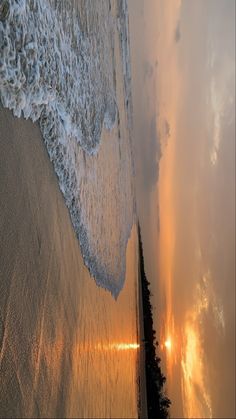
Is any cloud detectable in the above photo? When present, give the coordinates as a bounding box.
[156,0,235,416]
[141,115,161,188]
[174,20,181,42]
[181,268,226,418]
[181,319,212,419]
[197,270,225,334]
[163,119,170,138]
[143,60,154,81]
[158,117,171,148]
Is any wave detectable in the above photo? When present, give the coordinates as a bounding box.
[0,0,134,298]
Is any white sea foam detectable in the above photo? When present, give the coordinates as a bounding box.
[0,0,134,297]
[0,0,116,151]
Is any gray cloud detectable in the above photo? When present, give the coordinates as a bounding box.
[139,115,161,189]
[164,119,170,137]
[174,20,181,42]
[143,60,154,81]
[163,118,171,146]
[157,118,171,149]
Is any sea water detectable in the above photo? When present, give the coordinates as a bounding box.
[0,0,135,297]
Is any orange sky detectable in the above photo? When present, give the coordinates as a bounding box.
[156,1,235,417]
[129,0,235,416]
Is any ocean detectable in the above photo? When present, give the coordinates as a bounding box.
[0,0,140,417]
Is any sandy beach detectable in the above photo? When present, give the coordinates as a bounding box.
[0,107,88,417]
[0,108,139,418]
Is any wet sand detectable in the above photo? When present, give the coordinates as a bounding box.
[0,108,139,418]
[0,107,88,417]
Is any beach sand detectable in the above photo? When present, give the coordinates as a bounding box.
[0,107,88,417]
[0,108,140,418]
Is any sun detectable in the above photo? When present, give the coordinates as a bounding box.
[164,338,172,351]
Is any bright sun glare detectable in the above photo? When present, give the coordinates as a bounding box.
[164,338,172,350]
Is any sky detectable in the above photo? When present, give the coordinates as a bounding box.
[128,1,235,417]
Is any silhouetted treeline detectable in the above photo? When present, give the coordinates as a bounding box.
[138,224,171,419]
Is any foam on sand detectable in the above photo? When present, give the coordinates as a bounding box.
[0,0,134,297]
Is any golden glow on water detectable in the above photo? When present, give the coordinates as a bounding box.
[111,343,140,351]
[95,342,140,351]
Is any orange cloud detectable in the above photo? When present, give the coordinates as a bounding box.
[181,320,212,418]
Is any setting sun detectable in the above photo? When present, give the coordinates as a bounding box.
[164,338,172,351]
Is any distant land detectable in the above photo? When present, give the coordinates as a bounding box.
[138,224,171,419]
